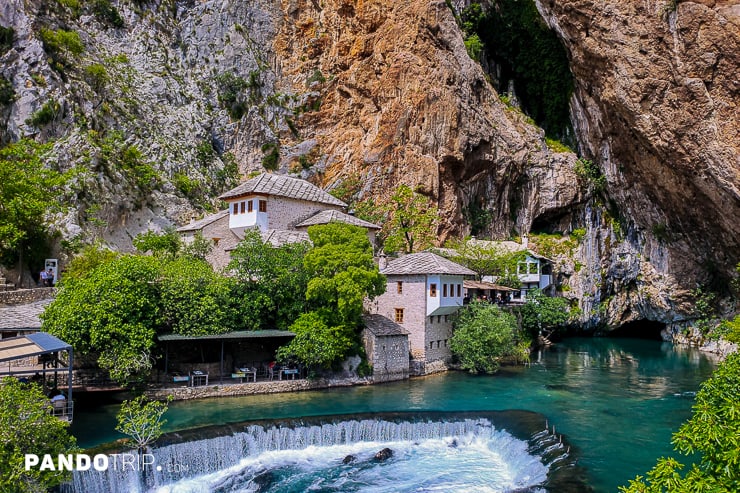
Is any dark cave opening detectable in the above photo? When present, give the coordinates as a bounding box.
[607,319,666,340]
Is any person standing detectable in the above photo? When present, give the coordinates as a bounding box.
[46,269,54,286]
[39,269,49,287]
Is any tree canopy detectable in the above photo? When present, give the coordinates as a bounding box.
[440,238,525,286]
[0,139,73,281]
[450,301,530,373]
[116,396,170,453]
[516,289,570,339]
[228,229,311,331]
[381,184,439,254]
[620,351,740,492]
[277,223,385,369]
[0,379,78,493]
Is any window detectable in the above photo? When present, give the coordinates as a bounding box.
[397,281,403,294]
[429,283,437,297]
[394,308,404,323]
[429,341,434,349]
[529,262,539,274]
[437,315,441,323]
[232,203,238,214]
[429,316,434,324]
[457,284,461,297]
[240,201,245,214]
[443,284,448,297]
[247,200,253,213]
[444,315,449,323]
[259,200,267,212]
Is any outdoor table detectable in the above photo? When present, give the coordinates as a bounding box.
[280,368,299,380]
[190,370,209,387]
[234,367,257,383]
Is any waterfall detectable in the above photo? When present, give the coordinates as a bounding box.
[67,417,573,493]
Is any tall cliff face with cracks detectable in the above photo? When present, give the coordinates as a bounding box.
[0,0,737,330]
[535,0,739,302]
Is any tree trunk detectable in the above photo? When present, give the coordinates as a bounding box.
[16,244,22,288]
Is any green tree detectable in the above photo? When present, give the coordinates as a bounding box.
[277,223,385,369]
[441,237,525,286]
[158,256,236,336]
[276,309,355,368]
[620,351,740,492]
[516,289,570,340]
[450,301,529,373]
[62,241,119,282]
[304,223,386,323]
[180,232,213,261]
[41,255,161,385]
[382,184,439,253]
[228,229,311,330]
[0,379,78,493]
[0,139,72,285]
[116,395,170,453]
[133,228,182,258]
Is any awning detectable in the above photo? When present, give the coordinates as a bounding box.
[0,332,71,364]
[158,330,295,342]
[464,280,517,291]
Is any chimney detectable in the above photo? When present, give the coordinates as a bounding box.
[378,251,387,270]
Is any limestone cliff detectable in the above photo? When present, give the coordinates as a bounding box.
[0,0,737,331]
[535,0,740,323]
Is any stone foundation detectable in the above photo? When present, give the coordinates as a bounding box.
[145,376,373,402]
[0,287,55,307]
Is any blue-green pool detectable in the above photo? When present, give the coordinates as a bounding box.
[72,337,717,491]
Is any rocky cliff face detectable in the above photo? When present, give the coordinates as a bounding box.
[1,0,737,329]
[535,0,740,316]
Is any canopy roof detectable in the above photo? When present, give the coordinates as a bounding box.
[158,330,295,342]
[0,332,71,364]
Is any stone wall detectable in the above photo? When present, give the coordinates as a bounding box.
[268,198,343,231]
[144,376,373,402]
[370,274,428,359]
[0,288,55,307]
[363,330,409,382]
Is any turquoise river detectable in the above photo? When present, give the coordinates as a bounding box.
[70,337,718,492]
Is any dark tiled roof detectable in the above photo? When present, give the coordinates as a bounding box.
[218,173,347,207]
[381,252,476,276]
[0,300,50,330]
[295,210,381,230]
[176,209,229,232]
[363,314,409,336]
[261,229,311,247]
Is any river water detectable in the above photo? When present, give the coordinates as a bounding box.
[71,338,717,492]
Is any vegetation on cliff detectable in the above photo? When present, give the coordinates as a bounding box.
[459,0,574,140]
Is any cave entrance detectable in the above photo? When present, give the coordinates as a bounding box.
[607,320,666,340]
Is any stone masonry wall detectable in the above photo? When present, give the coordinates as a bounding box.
[369,274,428,360]
[267,198,344,231]
[0,288,55,307]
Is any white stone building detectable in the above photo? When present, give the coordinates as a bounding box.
[177,173,380,270]
[366,252,476,375]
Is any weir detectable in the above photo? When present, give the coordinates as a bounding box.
[66,412,587,493]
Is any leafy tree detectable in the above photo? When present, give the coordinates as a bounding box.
[0,139,72,285]
[158,256,236,336]
[620,351,740,492]
[180,232,213,261]
[276,309,355,369]
[116,395,170,453]
[382,184,439,254]
[62,241,119,282]
[516,289,569,340]
[450,301,529,373]
[0,379,78,493]
[229,229,311,330]
[304,223,386,323]
[277,223,385,369]
[133,228,182,257]
[441,237,525,286]
[42,255,161,385]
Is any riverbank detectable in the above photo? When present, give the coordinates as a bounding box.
[144,375,376,402]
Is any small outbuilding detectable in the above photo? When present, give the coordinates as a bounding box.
[362,314,410,382]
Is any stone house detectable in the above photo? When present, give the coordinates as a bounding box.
[177,173,380,269]
[361,314,410,382]
[366,252,476,375]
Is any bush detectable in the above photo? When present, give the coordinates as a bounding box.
[464,34,484,61]
[0,75,15,105]
[38,28,84,56]
[261,142,280,170]
[26,99,61,128]
[574,158,606,193]
[0,26,13,54]
[93,0,124,28]
[84,63,109,92]
[450,301,527,373]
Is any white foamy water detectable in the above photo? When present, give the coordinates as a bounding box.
[69,419,550,493]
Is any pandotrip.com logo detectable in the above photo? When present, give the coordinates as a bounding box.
[24,453,189,473]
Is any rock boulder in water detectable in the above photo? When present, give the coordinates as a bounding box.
[342,454,356,464]
[374,448,393,461]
